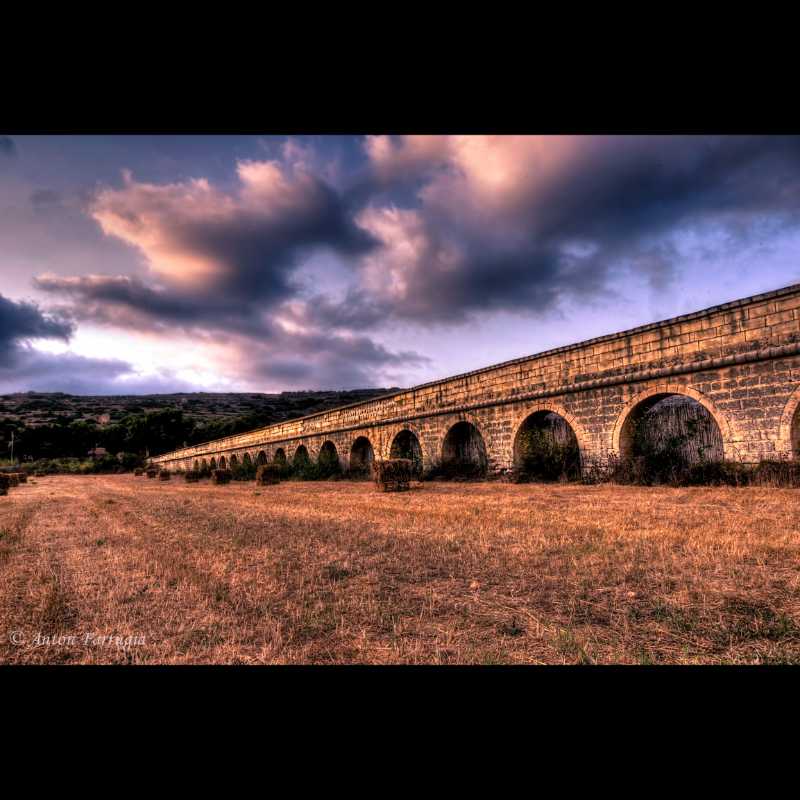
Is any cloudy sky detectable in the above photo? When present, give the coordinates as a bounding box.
[1,134,800,395]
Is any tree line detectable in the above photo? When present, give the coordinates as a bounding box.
[1,408,279,463]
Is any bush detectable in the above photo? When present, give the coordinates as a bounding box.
[515,427,581,483]
[751,459,800,487]
[146,469,158,479]
[231,460,257,482]
[606,455,800,488]
[184,470,200,483]
[0,474,9,495]
[425,460,486,481]
[212,469,232,485]
[159,470,171,481]
[372,459,413,492]
[134,468,144,477]
[256,464,281,485]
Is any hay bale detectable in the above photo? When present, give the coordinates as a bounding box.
[184,470,200,483]
[0,474,9,496]
[372,459,413,492]
[212,469,232,485]
[158,470,171,481]
[256,464,281,486]
[146,469,158,479]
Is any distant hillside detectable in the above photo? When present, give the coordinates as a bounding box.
[0,389,398,461]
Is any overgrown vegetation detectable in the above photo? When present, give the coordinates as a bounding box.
[515,426,581,483]
[0,389,395,464]
[609,454,800,488]
[14,453,146,476]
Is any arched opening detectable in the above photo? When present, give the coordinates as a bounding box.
[513,410,581,482]
[243,453,252,467]
[193,460,199,472]
[318,441,341,478]
[441,421,488,479]
[389,429,423,478]
[293,445,309,465]
[349,436,374,478]
[209,457,217,470]
[218,456,227,470]
[618,392,724,484]
[229,454,239,468]
[257,451,267,466]
[274,448,287,465]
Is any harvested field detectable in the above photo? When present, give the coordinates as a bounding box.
[0,475,799,664]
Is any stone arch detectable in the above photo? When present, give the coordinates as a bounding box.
[512,404,584,481]
[349,436,374,477]
[256,450,268,466]
[441,419,488,478]
[229,454,239,468]
[318,440,341,477]
[218,455,227,469]
[612,383,730,462]
[389,428,424,478]
[242,452,252,466]
[381,422,426,458]
[209,457,217,470]
[193,460,199,472]
[510,402,588,457]
[293,444,310,466]
[274,447,287,464]
[777,383,800,458]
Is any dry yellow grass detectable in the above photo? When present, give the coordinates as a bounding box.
[1,474,799,664]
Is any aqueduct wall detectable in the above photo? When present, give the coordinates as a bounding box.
[152,283,800,477]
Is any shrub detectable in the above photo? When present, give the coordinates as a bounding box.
[425,460,486,481]
[212,469,232,485]
[751,459,800,488]
[683,460,752,487]
[184,470,200,483]
[372,459,413,492]
[317,451,342,480]
[159,470,171,481]
[8,474,19,488]
[231,460,257,482]
[0,474,9,495]
[146,469,158,479]
[256,464,281,485]
[515,427,581,483]
[134,468,144,477]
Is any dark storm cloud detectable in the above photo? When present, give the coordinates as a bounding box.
[351,135,800,323]
[0,294,73,362]
[33,274,253,332]
[0,292,172,393]
[248,327,429,390]
[88,163,376,309]
[30,136,800,392]
[0,136,16,158]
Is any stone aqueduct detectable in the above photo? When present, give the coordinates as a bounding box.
[152,283,800,478]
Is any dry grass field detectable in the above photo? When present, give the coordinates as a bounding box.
[1,474,799,664]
